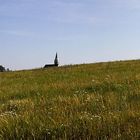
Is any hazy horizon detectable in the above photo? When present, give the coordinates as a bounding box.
[1,0,140,70]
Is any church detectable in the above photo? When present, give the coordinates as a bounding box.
[44,53,59,68]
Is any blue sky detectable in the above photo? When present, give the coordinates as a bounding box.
[0,0,140,70]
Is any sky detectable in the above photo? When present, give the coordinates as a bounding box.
[0,0,140,70]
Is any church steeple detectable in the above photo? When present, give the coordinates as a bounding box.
[54,53,59,66]
[44,53,59,68]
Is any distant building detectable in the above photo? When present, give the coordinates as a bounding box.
[44,53,59,68]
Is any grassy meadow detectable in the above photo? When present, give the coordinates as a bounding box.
[0,60,140,139]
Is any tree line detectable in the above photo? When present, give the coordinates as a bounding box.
[0,65,10,72]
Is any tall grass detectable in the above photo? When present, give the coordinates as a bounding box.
[0,60,140,139]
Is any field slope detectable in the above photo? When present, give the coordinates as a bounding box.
[0,60,140,139]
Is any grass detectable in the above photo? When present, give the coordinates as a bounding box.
[0,60,140,139]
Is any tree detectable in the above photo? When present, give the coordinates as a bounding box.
[0,65,5,72]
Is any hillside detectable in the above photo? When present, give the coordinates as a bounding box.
[0,60,140,139]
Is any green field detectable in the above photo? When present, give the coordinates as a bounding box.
[0,60,140,139]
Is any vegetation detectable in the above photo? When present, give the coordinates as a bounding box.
[0,65,10,72]
[0,60,140,139]
[0,65,5,72]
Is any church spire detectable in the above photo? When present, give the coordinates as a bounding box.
[44,53,59,68]
[54,53,58,66]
